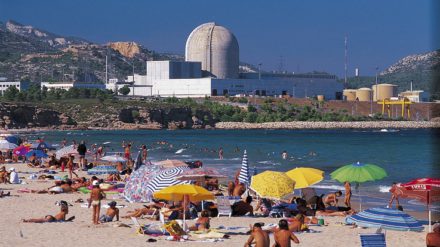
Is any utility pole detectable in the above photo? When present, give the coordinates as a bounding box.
[344,35,348,89]
[258,63,262,80]
[105,55,108,84]
[132,60,135,96]
[375,67,379,101]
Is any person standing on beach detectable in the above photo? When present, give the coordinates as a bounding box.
[273,219,300,246]
[344,181,352,208]
[67,155,78,179]
[88,180,105,224]
[244,223,270,247]
[141,145,148,162]
[77,141,87,170]
[388,182,400,208]
[218,147,224,160]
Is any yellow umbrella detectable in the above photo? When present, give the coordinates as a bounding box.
[153,184,214,201]
[250,171,295,200]
[285,167,324,189]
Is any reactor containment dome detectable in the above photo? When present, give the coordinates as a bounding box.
[185,22,239,79]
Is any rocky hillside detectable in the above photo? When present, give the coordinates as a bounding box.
[0,20,183,83]
[381,50,440,75]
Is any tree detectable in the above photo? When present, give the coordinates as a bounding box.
[3,86,19,101]
[118,85,130,96]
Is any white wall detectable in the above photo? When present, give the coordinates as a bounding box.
[0,81,21,95]
[152,78,212,97]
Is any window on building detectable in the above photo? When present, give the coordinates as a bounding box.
[223,89,228,96]
[212,89,218,96]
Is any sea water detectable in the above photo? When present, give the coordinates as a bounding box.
[31,129,439,213]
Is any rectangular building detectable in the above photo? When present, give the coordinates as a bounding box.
[0,81,30,95]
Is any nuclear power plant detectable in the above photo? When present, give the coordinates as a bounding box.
[107,22,344,99]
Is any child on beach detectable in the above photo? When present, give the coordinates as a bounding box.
[344,181,352,208]
[88,180,106,224]
[99,201,119,223]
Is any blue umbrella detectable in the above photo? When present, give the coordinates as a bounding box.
[346,207,424,232]
[31,142,55,150]
[25,150,48,158]
[238,150,250,185]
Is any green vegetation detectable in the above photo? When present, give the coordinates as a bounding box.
[118,85,131,96]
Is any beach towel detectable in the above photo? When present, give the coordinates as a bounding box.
[190,230,225,239]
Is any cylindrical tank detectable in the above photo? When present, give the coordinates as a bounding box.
[372,84,397,101]
[185,22,239,79]
[343,89,357,101]
[356,88,372,102]
[317,95,324,102]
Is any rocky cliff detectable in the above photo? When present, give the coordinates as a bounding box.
[108,42,141,58]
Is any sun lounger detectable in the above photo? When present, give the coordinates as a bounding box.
[359,233,386,247]
[216,196,232,218]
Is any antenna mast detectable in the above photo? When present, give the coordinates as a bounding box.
[344,35,348,88]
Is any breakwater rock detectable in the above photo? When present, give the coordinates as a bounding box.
[215,121,440,129]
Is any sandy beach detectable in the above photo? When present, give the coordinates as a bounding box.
[0,163,429,247]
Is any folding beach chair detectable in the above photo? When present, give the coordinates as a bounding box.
[141,208,158,220]
[216,196,232,218]
[359,233,386,247]
[131,217,146,235]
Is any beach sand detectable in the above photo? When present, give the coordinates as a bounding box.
[0,163,429,247]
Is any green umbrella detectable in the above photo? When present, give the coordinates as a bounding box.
[330,162,387,210]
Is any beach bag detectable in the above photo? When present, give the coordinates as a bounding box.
[164,220,186,237]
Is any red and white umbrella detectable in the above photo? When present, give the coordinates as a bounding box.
[396,178,440,232]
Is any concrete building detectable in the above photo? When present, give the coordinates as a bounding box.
[0,81,30,95]
[105,22,343,99]
[398,90,429,102]
[41,82,105,90]
[185,22,239,79]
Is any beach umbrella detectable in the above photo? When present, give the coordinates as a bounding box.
[155,159,188,168]
[176,167,227,181]
[285,167,324,189]
[100,155,126,163]
[238,150,250,185]
[134,151,143,171]
[397,178,440,232]
[25,150,48,158]
[55,145,78,159]
[345,207,424,232]
[123,165,163,203]
[250,171,295,200]
[31,142,55,150]
[87,165,118,175]
[0,140,18,150]
[331,162,387,210]
[5,135,20,145]
[13,145,30,156]
[146,167,191,193]
[154,184,214,231]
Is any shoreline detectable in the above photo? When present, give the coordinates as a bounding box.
[1,120,440,133]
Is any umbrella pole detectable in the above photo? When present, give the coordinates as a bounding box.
[183,195,187,232]
[358,183,362,212]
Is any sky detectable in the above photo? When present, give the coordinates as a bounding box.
[0,0,437,77]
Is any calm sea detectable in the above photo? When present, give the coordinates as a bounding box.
[30,129,439,213]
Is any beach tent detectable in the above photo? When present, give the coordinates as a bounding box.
[285,167,324,189]
[87,165,118,175]
[238,150,250,185]
[25,150,48,158]
[100,155,126,163]
[124,165,163,203]
[346,207,423,232]
[396,178,440,232]
[146,167,191,193]
[250,171,295,200]
[0,140,17,150]
[331,162,387,210]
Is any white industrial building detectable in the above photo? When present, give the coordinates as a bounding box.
[0,81,30,95]
[106,22,343,99]
[41,82,105,90]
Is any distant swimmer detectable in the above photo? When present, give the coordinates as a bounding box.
[309,151,317,156]
[282,151,288,160]
[218,147,224,160]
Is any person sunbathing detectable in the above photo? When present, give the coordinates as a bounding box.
[0,190,11,198]
[273,219,300,246]
[315,209,355,217]
[232,196,254,216]
[189,210,210,231]
[122,202,162,219]
[71,177,89,190]
[287,214,307,232]
[23,201,74,223]
[99,201,119,223]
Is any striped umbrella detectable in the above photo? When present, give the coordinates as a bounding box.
[0,140,17,150]
[87,165,118,175]
[146,167,191,193]
[345,207,424,232]
[238,150,250,185]
[123,165,163,203]
[56,145,78,159]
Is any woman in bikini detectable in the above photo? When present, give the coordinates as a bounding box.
[88,180,105,224]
